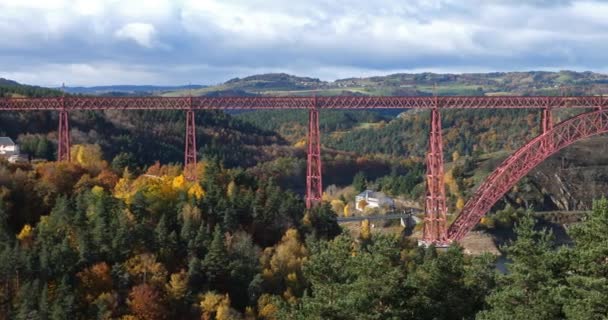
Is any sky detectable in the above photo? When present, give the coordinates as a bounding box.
[1,0,608,86]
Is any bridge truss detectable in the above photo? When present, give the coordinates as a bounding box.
[2,95,606,244]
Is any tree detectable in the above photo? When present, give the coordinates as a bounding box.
[203,226,229,291]
[278,233,405,319]
[352,172,367,192]
[35,138,52,160]
[260,229,308,300]
[125,254,168,287]
[478,213,565,320]
[226,232,261,310]
[166,270,189,301]
[303,203,341,240]
[51,277,76,320]
[558,198,608,319]
[360,219,371,242]
[127,283,167,320]
[77,262,113,304]
[0,199,10,244]
[200,292,242,320]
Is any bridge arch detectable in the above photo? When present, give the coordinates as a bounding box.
[448,108,608,241]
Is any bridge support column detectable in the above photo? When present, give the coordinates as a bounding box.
[541,108,553,134]
[306,107,322,209]
[423,108,449,245]
[541,108,554,150]
[184,109,197,181]
[57,110,70,162]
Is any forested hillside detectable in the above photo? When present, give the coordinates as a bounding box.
[1,154,607,319]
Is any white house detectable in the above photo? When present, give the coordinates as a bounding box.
[0,137,19,157]
[355,190,395,211]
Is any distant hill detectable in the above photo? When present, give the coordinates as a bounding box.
[0,78,62,98]
[163,70,608,97]
[63,84,205,95]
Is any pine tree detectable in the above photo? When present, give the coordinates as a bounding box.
[111,213,132,262]
[15,280,39,320]
[187,257,204,291]
[155,214,170,251]
[39,284,49,320]
[0,199,10,244]
[190,222,208,258]
[50,277,75,320]
[558,198,608,319]
[478,213,564,320]
[203,226,229,291]
[352,172,367,192]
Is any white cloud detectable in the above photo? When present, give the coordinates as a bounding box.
[115,22,157,48]
[0,0,608,85]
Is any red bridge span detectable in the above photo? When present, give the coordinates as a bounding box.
[2,95,607,245]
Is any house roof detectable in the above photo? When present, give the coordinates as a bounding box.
[0,137,15,146]
[356,190,389,200]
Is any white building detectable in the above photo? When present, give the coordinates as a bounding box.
[0,137,19,157]
[355,190,395,211]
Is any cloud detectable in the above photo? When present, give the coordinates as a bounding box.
[0,0,607,85]
[115,23,157,48]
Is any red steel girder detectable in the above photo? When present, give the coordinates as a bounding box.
[184,108,197,181]
[306,105,323,209]
[422,107,449,244]
[1,96,606,110]
[448,108,608,241]
[57,110,70,162]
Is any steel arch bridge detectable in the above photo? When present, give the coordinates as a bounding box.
[1,95,606,245]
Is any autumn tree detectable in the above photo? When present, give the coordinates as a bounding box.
[260,229,308,301]
[127,283,167,320]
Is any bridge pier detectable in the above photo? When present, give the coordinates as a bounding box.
[422,107,449,245]
[540,107,554,151]
[184,107,197,181]
[541,107,553,134]
[57,109,71,162]
[306,105,322,209]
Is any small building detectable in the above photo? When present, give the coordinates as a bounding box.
[355,190,395,211]
[0,137,19,157]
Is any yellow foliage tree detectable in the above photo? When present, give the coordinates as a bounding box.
[343,204,351,217]
[257,294,278,320]
[456,197,465,210]
[360,219,371,241]
[200,292,241,320]
[357,199,368,211]
[17,224,34,245]
[330,199,345,216]
[125,253,168,287]
[91,185,105,198]
[480,216,495,229]
[444,169,459,196]
[226,181,237,200]
[172,175,186,191]
[180,203,202,223]
[71,144,105,171]
[166,270,188,300]
[452,151,460,162]
[293,139,307,148]
[260,229,308,298]
[188,183,205,200]
[114,168,134,202]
